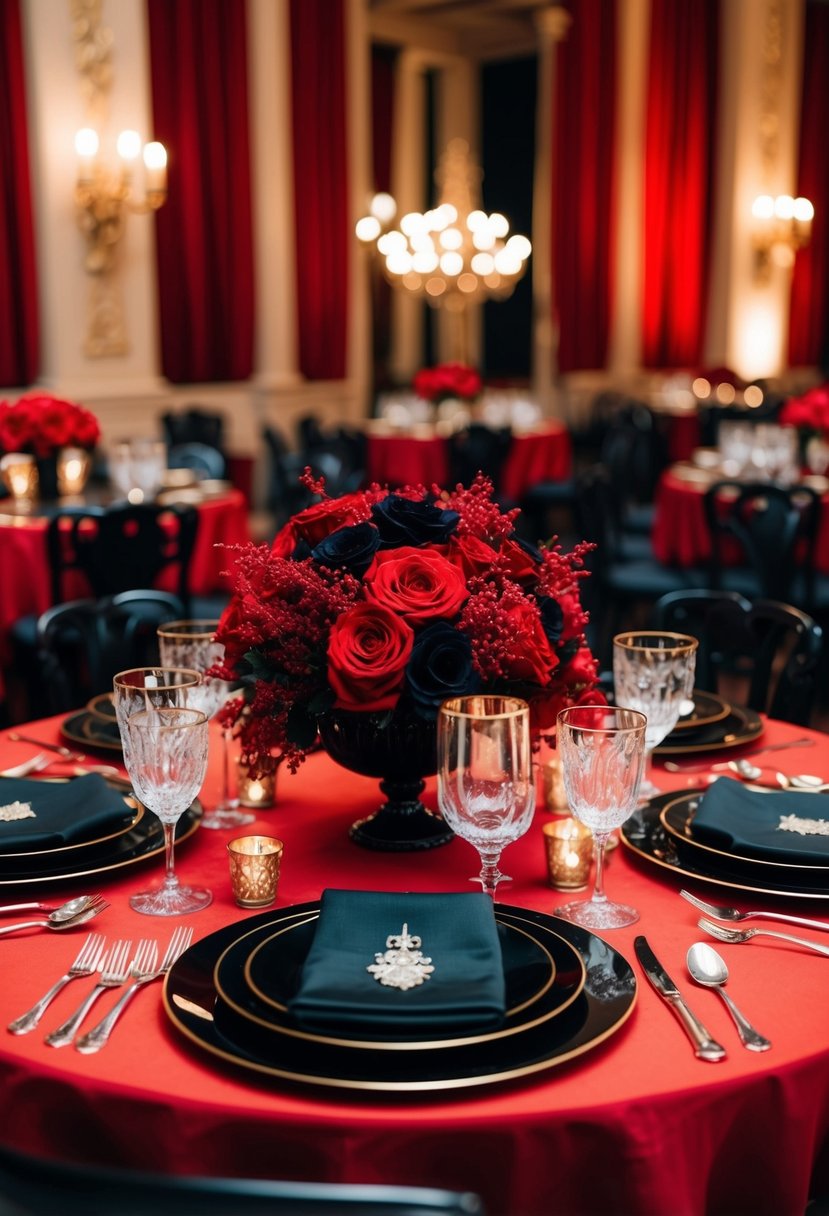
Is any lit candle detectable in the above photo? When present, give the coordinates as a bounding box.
[75,127,99,185]
[237,762,276,809]
[143,141,167,196]
[542,819,593,891]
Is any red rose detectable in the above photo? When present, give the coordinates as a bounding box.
[0,403,36,453]
[446,534,497,580]
[564,646,599,687]
[364,546,468,626]
[271,521,299,559]
[501,601,558,684]
[499,538,540,585]
[291,492,370,546]
[327,603,414,712]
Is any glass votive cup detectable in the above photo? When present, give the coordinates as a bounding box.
[57,446,92,495]
[540,756,569,813]
[227,835,283,908]
[0,452,38,501]
[237,762,276,809]
[542,819,593,891]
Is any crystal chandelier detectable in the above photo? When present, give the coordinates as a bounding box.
[356,138,531,317]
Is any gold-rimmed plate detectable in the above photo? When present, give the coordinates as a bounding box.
[654,704,763,755]
[0,801,202,887]
[621,791,829,899]
[0,791,142,862]
[211,910,585,1053]
[61,708,122,754]
[673,691,731,732]
[164,902,637,1094]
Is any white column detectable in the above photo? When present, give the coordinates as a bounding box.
[21,0,165,401]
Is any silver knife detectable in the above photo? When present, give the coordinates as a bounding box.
[634,935,727,1062]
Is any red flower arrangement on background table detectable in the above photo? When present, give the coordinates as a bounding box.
[412,362,483,405]
[214,473,602,776]
[778,383,829,437]
[0,393,101,458]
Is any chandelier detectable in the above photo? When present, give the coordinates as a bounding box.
[356,138,531,316]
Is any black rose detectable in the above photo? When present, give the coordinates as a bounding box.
[405,622,479,719]
[311,522,381,576]
[538,595,564,646]
[371,494,460,547]
[512,534,543,562]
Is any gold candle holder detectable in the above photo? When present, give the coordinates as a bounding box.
[237,762,276,809]
[227,835,283,908]
[0,453,38,501]
[542,819,593,891]
[57,446,92,496]
[540,756,569,812]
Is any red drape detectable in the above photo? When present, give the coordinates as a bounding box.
[147,0,254,384]
[788,0,829,370]
[289,0,350,381]
[552,0,617,374]
[641,0,720,369]
[0,0,39,387]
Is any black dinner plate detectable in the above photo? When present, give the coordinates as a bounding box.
[673,690,731,732]
[0,801,202,886]
[212,909,586,1052]
[621,791,829,899]
[654,704,763,755]
[61,709,123,754]
[163,902,637,1094]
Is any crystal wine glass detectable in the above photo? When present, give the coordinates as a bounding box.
[156,620,254,830]
[112,666,203,771]
[122,705,211,916]
[437,695,535,897]
[555,704,647,930]
[612,631,698,798]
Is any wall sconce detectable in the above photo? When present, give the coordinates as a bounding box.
[751,193,814,281]
[74,127,167,277]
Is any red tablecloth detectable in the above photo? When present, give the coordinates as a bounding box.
[1,715,828,1215]
[652,467,829,573]
[0,490,251,663]
[365,424,571,498]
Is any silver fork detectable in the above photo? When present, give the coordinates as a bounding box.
[698,917,829,958]
[681,888,829,933]
[75,926,193,1054]
[7,934,106,1035]
[45,939,133,1047]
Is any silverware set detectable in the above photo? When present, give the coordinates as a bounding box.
[7,926,192,1049]
[0,894,109,937]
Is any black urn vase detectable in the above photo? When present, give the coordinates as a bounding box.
[317,709,454,852]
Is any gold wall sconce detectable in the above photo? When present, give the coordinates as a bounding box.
[751,193,814,281]
[74,128,167,277]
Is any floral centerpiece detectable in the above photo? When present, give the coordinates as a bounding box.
[778,383,829,472]
[213,472,602,847]
[0,393,101,458]
[412,362,482,405]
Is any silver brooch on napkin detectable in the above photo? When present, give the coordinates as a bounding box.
[367,923,435,990]
[778,812,829,838]
[0,800,35,824]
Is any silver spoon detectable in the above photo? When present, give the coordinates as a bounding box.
[686,942,771,1052]
[0,899,107,937]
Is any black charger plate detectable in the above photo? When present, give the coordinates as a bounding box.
[163,901,637,1094]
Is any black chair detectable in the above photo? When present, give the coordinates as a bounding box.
[599,400,668,535]
[161,407,227,457]
[651,589,823,727]
[573,465,707,662]
[262,426,361,532]
[702,479,821,605]
[34,590,186,715]
[0,1145,485,1216]
[446,424,511,496]
[167,441,227,480]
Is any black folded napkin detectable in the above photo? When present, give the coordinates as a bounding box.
[692,777,829,865]
[287,889,506,1034]
[0,774,131,851]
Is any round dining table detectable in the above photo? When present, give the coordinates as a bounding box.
[0,713,828,1216]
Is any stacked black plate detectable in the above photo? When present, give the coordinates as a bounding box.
[654,691,763,757]
[163,902,638,1094]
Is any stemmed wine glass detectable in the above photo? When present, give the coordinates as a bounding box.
[437,695,535,897]
[122,705,211,916]
[554,704,647,930]
[112,666,203,767]
[612,631,698,799]
[156,620,254,830]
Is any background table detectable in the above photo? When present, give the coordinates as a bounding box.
[1,715,828,1215]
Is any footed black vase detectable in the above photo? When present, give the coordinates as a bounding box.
[317,709,454,852]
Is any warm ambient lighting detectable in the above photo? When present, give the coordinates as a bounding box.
[356,138,531,317]
[751,193,814,280]
[74,127,168,276]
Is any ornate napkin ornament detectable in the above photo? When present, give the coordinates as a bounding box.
[367,924,435,991]
[0,800,35,824]
[778,813,829,838]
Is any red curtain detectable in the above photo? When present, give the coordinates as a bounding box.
[553,0,617,374]
[788,0,829,371]
[0,0,39,386]
[289,0,350,381]
[147,0,254,384]
[641,0,720,369]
